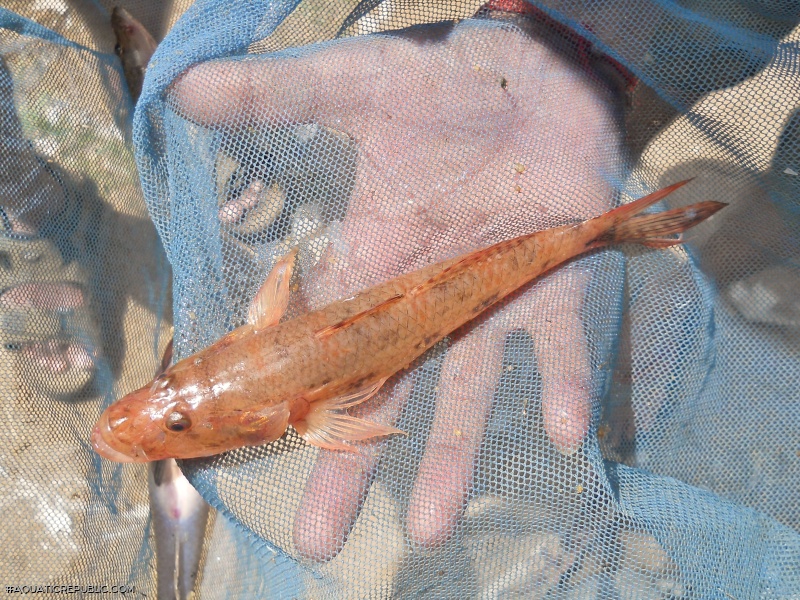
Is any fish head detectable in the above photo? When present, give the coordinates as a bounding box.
[92,378,187,462]
[91,370,293,462]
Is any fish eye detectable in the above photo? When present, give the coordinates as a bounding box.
[165,411,191,432]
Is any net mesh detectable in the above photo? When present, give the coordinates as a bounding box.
[1,0,798,597]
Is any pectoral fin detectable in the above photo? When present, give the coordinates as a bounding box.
[248,247,299,329]
[239,401,292,445]
[294,378,406,451]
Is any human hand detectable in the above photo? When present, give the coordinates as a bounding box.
[172,16,623,559]
[0,120,97,398]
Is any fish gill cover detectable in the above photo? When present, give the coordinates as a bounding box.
[1,0,799,597]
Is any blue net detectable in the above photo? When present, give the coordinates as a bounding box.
[1,0,798,597]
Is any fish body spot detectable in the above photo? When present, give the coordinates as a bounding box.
[476,292,500,313]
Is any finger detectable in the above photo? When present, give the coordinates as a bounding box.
[527,267,592,454]
[293,375,412,561]
[406,315,508,548]
[170,37,395,133]
[0,282,84,310]
[218,179,264,224]
[23,342,94,373]
[293,440,374,562]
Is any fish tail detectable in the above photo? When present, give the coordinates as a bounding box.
[594,179,726,248]
[607,201,726,248]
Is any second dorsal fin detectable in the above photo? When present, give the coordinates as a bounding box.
[314,293,404,340]
[407,249,498,298]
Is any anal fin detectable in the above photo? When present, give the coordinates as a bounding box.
[294,377,406,451]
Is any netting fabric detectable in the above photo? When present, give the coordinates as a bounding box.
[0,2,290,598]
[3,0,800,597]
[0,1,166,593]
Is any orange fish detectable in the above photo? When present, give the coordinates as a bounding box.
[91,180,724,462]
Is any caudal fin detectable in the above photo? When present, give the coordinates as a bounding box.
[595,180,726,248]
[608,201,726,248]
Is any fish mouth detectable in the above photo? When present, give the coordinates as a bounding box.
[91,411,147,463]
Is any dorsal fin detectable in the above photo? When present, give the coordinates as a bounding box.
[149,338,175,393]
[407,247,505,297]
[158,338,174,374]
[314,293,404,340]
[248,247,298,329]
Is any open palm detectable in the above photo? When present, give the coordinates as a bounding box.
[173,15,623,560]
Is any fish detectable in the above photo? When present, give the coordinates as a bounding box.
[91,180,725,462]
[147,340,211,600]
[111,6,157,103]
[148,457,210,600]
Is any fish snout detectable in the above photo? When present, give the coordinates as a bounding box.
[91,407,151,463]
